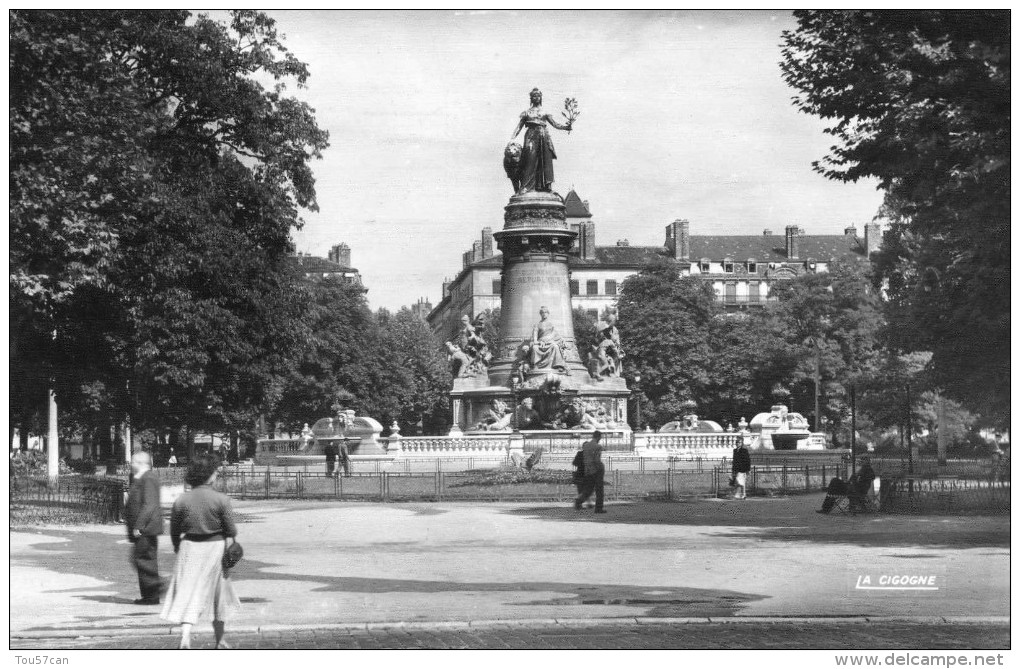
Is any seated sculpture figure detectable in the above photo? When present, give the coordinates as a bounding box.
[523,306,569,375]
[578,400,611,430]
[475,399,513,432]
[515,397,541,430]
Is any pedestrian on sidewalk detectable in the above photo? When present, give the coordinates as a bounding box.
[125,451,164,605]
[161,453,241,649]
[574,430,606,513]
[731,441,751,500]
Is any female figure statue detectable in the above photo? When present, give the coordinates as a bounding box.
[526,306,569,374]
[509,88,572,193]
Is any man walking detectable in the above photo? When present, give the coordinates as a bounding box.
[731,440,751,500]
[574,430,606,513]
[125,451,164,605]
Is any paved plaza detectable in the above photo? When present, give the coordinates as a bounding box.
[10,494,1010,649]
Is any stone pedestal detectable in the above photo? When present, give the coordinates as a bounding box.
[449,191,631,434]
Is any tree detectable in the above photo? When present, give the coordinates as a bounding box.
[616,259,719,428]
[273,277,377,430]
[764,261,885,444]
[781,10,1009,424]
[382,308,452,435]
[10,11,329,447]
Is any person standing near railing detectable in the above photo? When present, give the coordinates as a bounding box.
[324,441,338,476]
[574,430,606,513]
[731,441,751,500]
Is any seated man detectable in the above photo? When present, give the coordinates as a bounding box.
[817,457,877,514]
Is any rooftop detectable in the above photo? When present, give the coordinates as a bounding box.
[288,254,358,273]
[563,190,592,218]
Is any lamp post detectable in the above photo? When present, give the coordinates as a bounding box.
[634,373,642,431]
[850,384,857,476]
[813,342,821,433]
[905,382,914,475]
[510,376,520,434]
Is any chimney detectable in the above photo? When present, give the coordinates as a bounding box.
[472,240,482,263]
[462,250,473,269]
[763,229,772,236]
[580,221,596,259]
[616,239,629,246]
[330,243,351,267]
[668,219,690,260]
[442,278,451,298]
[785,225,800,259]
[481,227,494,258]
[864,223,881,258]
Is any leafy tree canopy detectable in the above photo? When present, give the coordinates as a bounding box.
[781,10,1009,424]
[10,10,329,439]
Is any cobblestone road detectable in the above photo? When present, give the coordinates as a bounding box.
[11,620,1009,650]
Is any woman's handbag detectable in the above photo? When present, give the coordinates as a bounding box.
[222,537,244,570]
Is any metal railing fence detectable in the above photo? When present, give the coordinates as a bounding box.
[10,476,126,525]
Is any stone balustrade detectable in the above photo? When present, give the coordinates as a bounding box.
[391,434,511,456]
[256,438,305,454]
[637,432,743,456]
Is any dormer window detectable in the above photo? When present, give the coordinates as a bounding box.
[747,260,757,273]
[807,258,817,272]
[723,258,734,273]
[699,258,710,273]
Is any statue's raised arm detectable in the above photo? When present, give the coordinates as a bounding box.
[505,88,575,194]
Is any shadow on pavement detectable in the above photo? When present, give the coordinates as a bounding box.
[17,530,766,630]
[503,496,1010,549]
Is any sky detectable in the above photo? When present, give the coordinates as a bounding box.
[253,10,886,311]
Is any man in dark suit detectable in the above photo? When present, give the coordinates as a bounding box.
[324,441,338,476]
[124,451,164,604]
[731,441,752,500]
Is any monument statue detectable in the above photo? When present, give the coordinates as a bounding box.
[589,309,624,380]
[455,313,492,374]
[507,88,575,194]
[445,341,473,378]
[522,306,570,375]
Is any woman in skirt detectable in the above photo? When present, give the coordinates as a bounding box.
[160,453,241,649]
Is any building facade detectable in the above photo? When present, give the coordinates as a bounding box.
[426,191,878,338]
[290,242,365,290]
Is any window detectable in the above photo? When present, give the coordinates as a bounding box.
[724,260,734,273]
[747,262,757,273]
[492,279,501,295]
[569,280,579,296]
[586,280,599,295]
[749,281,760,303]
[699,260,710,273]
[725,282,737,303]
[605,280,617,296]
